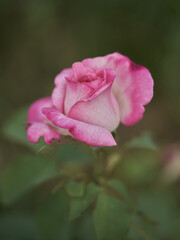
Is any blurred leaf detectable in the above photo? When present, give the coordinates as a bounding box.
[65,180,85,197]
[128,214,157,240]
[107,179,132,206]
[0,155,61,204]
[36,190,74,240]
[136,190,180,239]
[56,144,93,163]
[0,213,39,240]
[69,182,100,220]
[126,132,157,150]
[119,150,158,185]
[77,212,97,240]
[93,192,130,240]
[2,107,45,151]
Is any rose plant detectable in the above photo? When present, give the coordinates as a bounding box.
[27,52,153,146]
[5,52,178,240]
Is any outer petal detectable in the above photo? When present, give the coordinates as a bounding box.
[28,97,52,122]
[107,53,154,125]
[42,107,116,146]
[68,79,120,132]
[51,69,72,113]
[27,122,60,144]
[27,97,60,144]
[82,52,154,125]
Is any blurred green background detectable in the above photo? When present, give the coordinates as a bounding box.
[0,1,180,240]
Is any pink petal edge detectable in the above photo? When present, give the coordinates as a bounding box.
[28,97,52,123]
[52,69,72,113]
[42,107,116,146]
[27,122,60,144]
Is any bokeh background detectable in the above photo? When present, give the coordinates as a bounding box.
[0,1,180,240]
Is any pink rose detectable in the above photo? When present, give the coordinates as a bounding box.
[27,52,153,146]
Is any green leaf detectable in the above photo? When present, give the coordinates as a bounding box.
[76,212,97,240]
[107,179,132,206]
[0,155,61,204]
[93,192,130,240]
[65,180,85,197]
[120,150,158,185]
[69,182,100,220]
[136,190,180,239]
[126,132,157,150]
[0,213,39,240]
[56,144,92,163]
[128,215,155,240]
[2,107,45,151]
[36,190,74,240]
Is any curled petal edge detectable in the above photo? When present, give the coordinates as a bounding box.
[27,122,60,144]
[42,107,116,147]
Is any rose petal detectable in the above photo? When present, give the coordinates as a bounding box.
[64,80,93,115]
[107,53,154,125]
[52,69,72,113]
[72,62,95,80]
[42,107,116,146]
[82,56,108,70]
[68,70,120,131]
[28,97,52,123]
[27,122,60,144]
[83,52,154,125]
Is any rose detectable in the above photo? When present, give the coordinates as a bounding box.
[27,52,153,146]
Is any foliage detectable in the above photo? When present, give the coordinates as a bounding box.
[0,154,61,204]
[0,107,180,240]
[93,192,130,240]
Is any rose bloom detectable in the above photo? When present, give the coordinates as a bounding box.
[27,52,153,146]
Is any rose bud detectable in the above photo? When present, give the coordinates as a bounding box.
[27,52,154,146]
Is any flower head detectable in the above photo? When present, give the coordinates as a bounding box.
[27,52,154,146]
